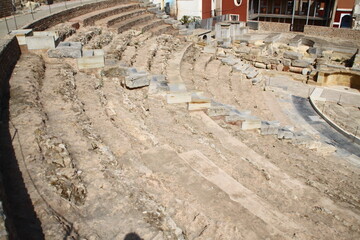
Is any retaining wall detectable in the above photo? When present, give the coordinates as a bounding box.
[304,25,360,41]
[0,0,13,18]
[0,37,21,111]
[258,22,291,32]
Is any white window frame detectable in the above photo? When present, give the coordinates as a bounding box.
[234,0,243,7]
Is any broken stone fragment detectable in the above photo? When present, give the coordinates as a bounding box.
[241,116,262,130]
[292,59,313,68]
[246,69,259,79]
[283,51,302,60]
[48,41,82,58]
[254,62,266,69]
[125,73,151,89]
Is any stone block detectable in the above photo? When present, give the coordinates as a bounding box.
[77,49,105,70]
[283,51,302,60]
[26,34,58,50]
[289,66,303,74]
[261,121,280,135]
[254,62,266,69]
[246,69,259,79]
[235,46,251,54]
[202,46,217,54]
[241,116,262,130]
[233,63,250,72]
[188,102,211,111]
[268,58,280,65]
[10,29,33,45]
[278,126,294,139]
[207,104,232,117]
[166,93,192,104]
[225,112,251,125]
[48,41,82,58]
[125,72,151,89]
[221,56,240,66]
[291,59,313,68]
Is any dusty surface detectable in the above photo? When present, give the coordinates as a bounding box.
[2,20,360,240]
[315,101,360,137]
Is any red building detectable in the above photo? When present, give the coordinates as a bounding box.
[332,0,354,28]
[202,0,249,22]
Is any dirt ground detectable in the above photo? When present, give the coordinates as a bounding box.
[3,25,360,240]
[315,101,360,137]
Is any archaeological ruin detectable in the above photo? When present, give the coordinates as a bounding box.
[0,0,360,239]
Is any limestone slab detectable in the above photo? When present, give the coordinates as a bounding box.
[26,36,57,50]
[188,102,211,111]
[48,41,82,58]
[10,29,33,45]
[125,72,151,89]
[166,93,192,104]
[283,51,302,60]
[77,49,105,70]
[261,121,280,135]
[241,117,262,130]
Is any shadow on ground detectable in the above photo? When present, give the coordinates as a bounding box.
[0,76,44,239]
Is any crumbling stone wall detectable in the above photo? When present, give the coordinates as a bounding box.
[25,0,128,31]
[304,25,360,40]
[0,36,20,239]
[258,22,290,32]
[0,0,13,18]
[0,37,21,110]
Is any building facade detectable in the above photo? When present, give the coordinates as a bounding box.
[153,0,358,30]
[331,0,355,28]
[153,0,248,22]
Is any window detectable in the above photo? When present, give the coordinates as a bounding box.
[234,0,242,7]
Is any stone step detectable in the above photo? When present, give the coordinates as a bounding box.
[150,24,174,36]
[97,9,147,27]
[69,3,140,27]
[192,111,305,193]
[179,149,301,235]
[134,19,164,33]
[140,145,292,238]
[111,14,155,34]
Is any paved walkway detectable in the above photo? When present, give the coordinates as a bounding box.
[0,0,98,37]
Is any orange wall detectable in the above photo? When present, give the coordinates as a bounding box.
[337,0,355,9]
[202,0,212,19]
[222,0,248,21]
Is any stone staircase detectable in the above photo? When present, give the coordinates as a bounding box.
[69,3,140,26]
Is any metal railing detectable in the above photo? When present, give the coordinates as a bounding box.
[0,0,102,36]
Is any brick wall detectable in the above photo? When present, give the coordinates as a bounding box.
[25,0,128,31]
[258,22,291,32]
[0,0,13,18]
[304,25,360,40]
